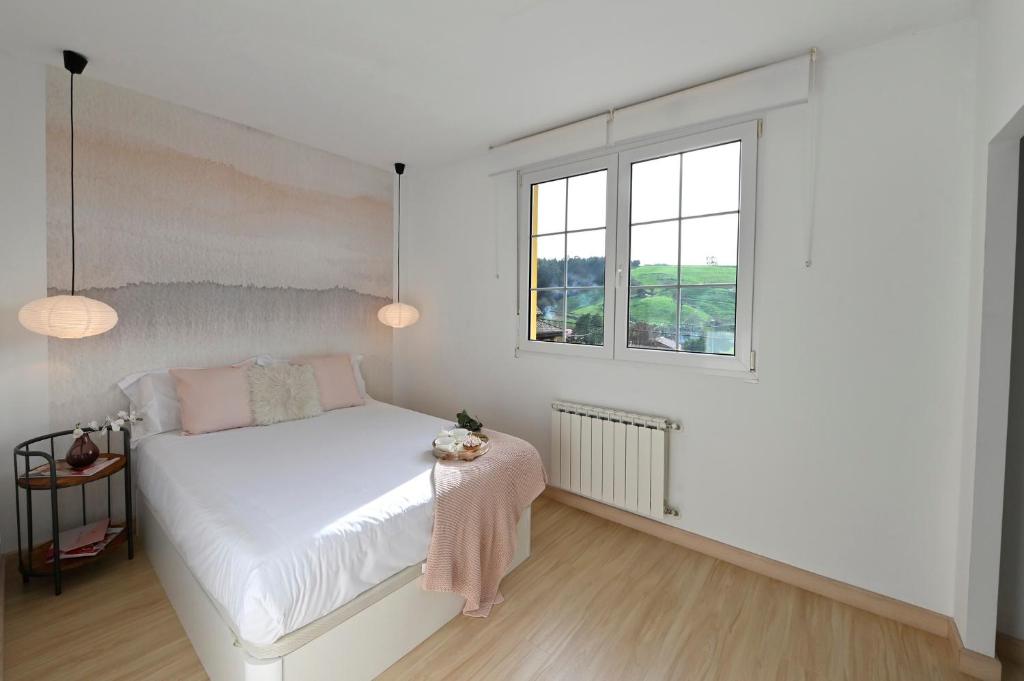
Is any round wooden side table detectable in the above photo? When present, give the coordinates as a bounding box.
[12,428,134,595]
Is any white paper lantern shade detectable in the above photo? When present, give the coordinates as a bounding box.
[377,302,420,329]
[18,294,118,339]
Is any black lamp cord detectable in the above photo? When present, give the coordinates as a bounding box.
[395,171,401,304]
[69,71,76,296]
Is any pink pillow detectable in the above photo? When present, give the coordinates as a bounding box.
[296,354,364,411]
[170,366,254,435]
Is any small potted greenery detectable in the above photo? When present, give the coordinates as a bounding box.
[456,409,483,434]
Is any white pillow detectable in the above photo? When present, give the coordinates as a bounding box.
[118,355,274,445]
[351,354,369,399]
[118,369,180,444]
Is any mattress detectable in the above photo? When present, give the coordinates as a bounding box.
[134,399,450,647]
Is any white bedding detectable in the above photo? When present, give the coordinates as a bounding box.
[135,400,450,646]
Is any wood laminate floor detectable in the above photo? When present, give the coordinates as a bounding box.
[4,497,1020,680]
[3,545,205,681]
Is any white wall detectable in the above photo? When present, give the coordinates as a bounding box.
[963,0,1024,649]
[395,20,975,617]
[0,53,50,552]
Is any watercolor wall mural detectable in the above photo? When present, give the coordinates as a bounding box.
[45,68,393,427]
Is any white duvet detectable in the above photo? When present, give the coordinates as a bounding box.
[135,400,450,646]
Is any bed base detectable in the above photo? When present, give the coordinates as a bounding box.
[140,495,532,681]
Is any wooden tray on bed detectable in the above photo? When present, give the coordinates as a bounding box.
[432,434,490,461]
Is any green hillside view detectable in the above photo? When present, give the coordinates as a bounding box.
[630,264,737,286]
[568,264,737,327]
[533,257,737,353]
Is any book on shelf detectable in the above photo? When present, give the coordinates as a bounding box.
[45,521,123,563]
[25,456,118,479]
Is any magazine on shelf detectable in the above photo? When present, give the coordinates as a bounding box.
[25,456,118,479]
[46,522,123,563]
[58,518,109,552]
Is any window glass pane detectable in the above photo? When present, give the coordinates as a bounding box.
[566,171,607,231]
[629,220,678,286]
[567,229,605,287]
[533,178,566,234]
[532,233,565,289]
[530,289,565,342]
[680,142,740,217]
[628,287,678,351]
[567,289,604,346]
[680,213,738,275]
[631,155,680,224]
[680,286,736,355]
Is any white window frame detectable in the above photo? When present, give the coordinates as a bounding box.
[516,120,758,374]
[614,120,758,373]
[517,155,618,359]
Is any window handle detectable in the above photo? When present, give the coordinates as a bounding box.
[617,267,624,288]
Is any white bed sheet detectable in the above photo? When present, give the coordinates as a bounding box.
[135,400,450,647]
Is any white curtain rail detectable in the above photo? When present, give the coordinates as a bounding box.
[551,400,680,431]
[489,48,816,151]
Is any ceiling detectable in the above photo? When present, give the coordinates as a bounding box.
[0,0,971,169]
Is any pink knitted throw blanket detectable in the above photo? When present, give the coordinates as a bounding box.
[422,429,546,616]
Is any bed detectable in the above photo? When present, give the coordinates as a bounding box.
[136,399,532,681]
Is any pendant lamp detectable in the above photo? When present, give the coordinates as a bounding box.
[19,50,118,339]
[377,162,419,329]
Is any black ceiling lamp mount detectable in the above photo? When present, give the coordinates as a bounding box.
[63,50,88,75]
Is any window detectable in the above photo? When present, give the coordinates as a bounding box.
[518,121,757,372]
[519,156,617,359]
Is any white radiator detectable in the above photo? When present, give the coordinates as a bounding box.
[549,401,678,519]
